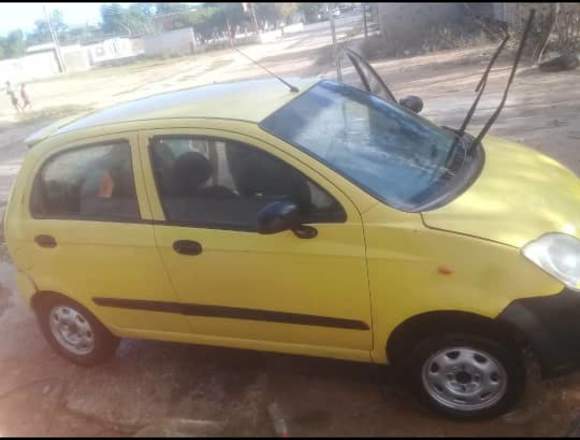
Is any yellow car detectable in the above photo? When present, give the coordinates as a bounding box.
[4,54,580,419]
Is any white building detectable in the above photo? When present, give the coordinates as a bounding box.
[83,37,142,66]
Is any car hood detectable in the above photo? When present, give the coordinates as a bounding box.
[422,136,580,248]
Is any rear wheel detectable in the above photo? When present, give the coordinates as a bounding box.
[405,333,525,420]
[36,296,120,366]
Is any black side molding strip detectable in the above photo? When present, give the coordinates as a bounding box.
[93,297,369,330]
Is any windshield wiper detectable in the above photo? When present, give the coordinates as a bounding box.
[458,33,510,137]
[441,22,510,171]
[469,9,536,149]
[444,131,468,169]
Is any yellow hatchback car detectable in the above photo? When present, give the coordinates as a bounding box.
[4,72,580,420]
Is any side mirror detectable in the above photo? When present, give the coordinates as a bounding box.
[257,201,301,234]
[399,95,424,114]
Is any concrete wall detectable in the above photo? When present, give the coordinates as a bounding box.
[85,38,138,65]
[61,44,91,73]
[143,28,195,57]
[0,51,60,85]
[282,22,304,34]
[130,37,145,55]
[258,29,283,43]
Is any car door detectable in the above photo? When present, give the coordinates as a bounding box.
[139,128,372,359]
[21,133,190,336]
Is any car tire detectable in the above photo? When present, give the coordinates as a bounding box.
[36,295,120,366]
[404,333,526,420]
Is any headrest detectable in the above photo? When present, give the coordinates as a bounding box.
[173,151,212,191]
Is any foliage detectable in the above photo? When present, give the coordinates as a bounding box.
[0,30,26,59]
[509,3,580,60]
[26,9,68,46]
[0,2,305,60]
[553,3,580,53]
[297,2,326,23]
[255,3,299,29]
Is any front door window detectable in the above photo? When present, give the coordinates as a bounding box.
[149,136,346,230]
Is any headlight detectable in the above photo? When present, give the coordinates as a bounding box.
[522,232,580,291]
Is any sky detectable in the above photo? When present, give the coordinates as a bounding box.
[0,2,201,36]
[0,2,109,36]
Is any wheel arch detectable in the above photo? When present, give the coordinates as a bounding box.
[30,290,94,314]
[386,310,529,367]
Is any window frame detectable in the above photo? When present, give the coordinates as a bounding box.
[147,134,347,232]
[29,138,144,223]
[259,80,485,213]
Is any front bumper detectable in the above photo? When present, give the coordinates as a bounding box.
[497,288,580,378]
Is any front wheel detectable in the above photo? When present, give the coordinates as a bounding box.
[405,333,526,420]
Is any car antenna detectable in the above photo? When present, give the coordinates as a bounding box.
[470,9,536,148]
[233,46,299,93]
[457,32,510,136]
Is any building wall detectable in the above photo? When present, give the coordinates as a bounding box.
[143,28,195,57]
[0,52,60,85]
[85,38,138,65]
[130,37,145,55]
[61,44,91,73]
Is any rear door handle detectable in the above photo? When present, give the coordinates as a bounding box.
[173,240,202,256]
[35,234,57,248]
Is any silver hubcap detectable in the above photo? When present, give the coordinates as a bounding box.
[421,346,507,412]
[49,305,95,356]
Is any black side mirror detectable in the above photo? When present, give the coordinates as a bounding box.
[257,201,301,234]
[399,95,424,114]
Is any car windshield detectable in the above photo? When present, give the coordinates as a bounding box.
[261,81,468,212]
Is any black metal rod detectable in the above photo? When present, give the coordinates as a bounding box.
[471,9,536,148]
[458,33,510,136]
[363,3,368,38]
[233,47,299,93]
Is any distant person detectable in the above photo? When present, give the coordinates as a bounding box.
[5,81,21,113]
[20,83,31,111]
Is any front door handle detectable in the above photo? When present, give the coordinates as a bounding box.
[35,234,57,248]
[173,240,203,256]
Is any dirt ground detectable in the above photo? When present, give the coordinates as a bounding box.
[1,13,580,437]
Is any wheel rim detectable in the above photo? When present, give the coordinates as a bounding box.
[421,346,508,412]
[49,305,95,356]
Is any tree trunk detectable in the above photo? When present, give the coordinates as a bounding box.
[535,3,560,65]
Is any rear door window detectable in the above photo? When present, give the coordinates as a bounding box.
[30,140,140,221]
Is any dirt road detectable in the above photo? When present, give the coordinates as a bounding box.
[0,16,579,436]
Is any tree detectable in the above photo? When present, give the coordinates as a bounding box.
[186,3,247,43]
[255,3,298,30]
[0,30,26,60]
[155,2,190,15]
[5,30,26,57]
[255,3,279,29]
[298,3,326,24]
[100,3,131,35]
[126,3,156,35]
[50,9,69,37]
[278,2,298,25]
[187,5,223,42]
[61,24,102,45]
[26,9,68,45]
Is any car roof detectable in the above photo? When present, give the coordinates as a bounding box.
[25,77,319,147]
[59,77,318,134]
